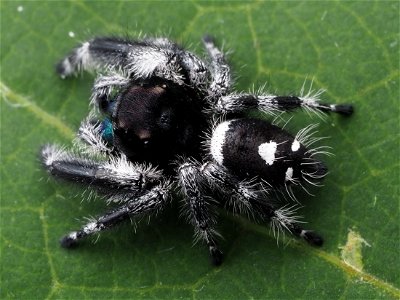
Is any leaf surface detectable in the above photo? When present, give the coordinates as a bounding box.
[1,1,399,299]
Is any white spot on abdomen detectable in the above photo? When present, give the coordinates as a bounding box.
[291,139,300,152]
[210,121,232,165]
[285,167,294,181]
[258,141,277,166]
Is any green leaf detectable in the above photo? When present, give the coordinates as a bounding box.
[1,1,399,299]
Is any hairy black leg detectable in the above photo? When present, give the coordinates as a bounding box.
[56,37,206,87]
[202,35,231,98]
[290,224,323,246]
[75,119,114,155]
[61,184,170,247]
[41,145,162,195]
[178,161,223,266]
[90,73,130,108]
[201,162,255,216]
[202,162,323,246]
[180,51,208,87]
[214,93,353,116]
[251,199,323,246]
[56,37,130,78]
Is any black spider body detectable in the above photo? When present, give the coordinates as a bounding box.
[42,36,352,265]
[211,118,324,186]
[109,78,207,168]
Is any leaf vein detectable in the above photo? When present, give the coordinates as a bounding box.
[0,81,75,140]
[230,214,400,298]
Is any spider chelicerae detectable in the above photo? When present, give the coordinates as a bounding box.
[41,35,353,266]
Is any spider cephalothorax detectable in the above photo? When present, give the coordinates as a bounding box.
[42,35,353,265]
[108,77,207,167]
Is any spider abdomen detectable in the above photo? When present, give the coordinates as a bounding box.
[210,118,326,185]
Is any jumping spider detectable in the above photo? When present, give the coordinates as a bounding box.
[41,35,353,265]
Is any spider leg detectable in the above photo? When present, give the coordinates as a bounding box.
[213,92,353,116]
[60,183,170,248]
[56,37,129,78]
[74,118,114,155]
[180,51,208,87]
[90,73,130,109]
[201,162,323,246]
[56,36,207,87]
[201,162,256,217]
[41,144,162,196]
[143,37,208,86]
[178,161,223,266]
[202,35,231,99]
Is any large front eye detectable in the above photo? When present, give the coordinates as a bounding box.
[114,127,152,148]
[141,138,150,147]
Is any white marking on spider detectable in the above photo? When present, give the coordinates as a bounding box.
[83,222,98,234]
[41,144,67,166]
[76,42,90,66]
[17,6,24,12]
[59,42,90,79]
[68,31,75,38]
[69,232,78,240]
[76,120,109,154]
[102,155,162,185]
[258,141,277,166]
[291,139,300,152]
[285,167,294,182]
[210,121,232,165]
[130,49,167,76]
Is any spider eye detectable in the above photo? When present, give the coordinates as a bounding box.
[160,112,170,123]
[115,126,152,146]
[158,109,175,129]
